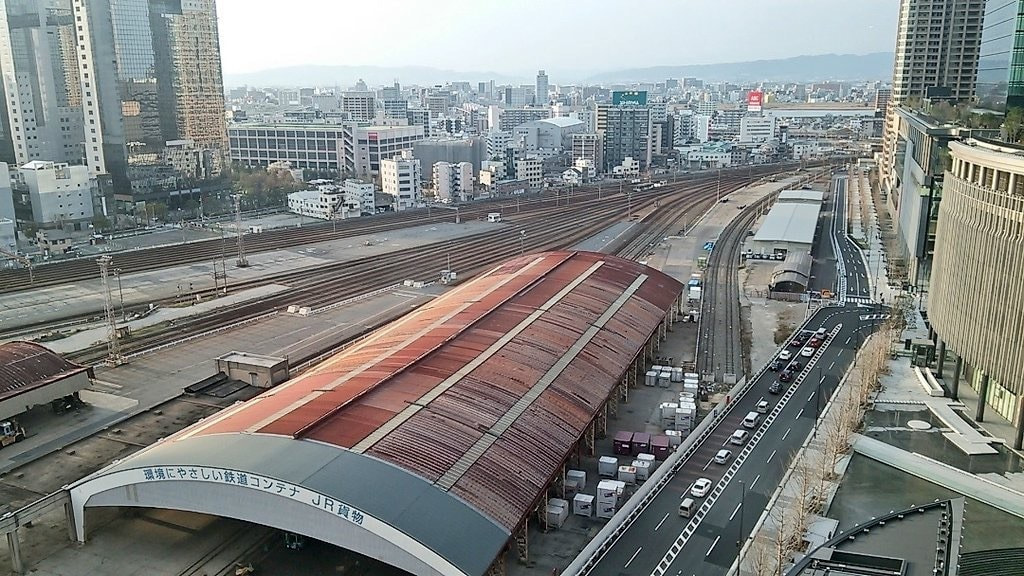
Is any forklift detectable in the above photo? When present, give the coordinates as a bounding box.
[0,420,26,448]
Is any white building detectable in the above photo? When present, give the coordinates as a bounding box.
[485,130,513,159]
[612,157,640,179]
[287,188,337,220]
[433,161,474,202]
[351,125,426,176]
[19,161,95,226]
[574,158,596,180]
[0,163,14,223]
[739,116,776,144]
[571,133,603,172]
[382,151,421,211]
[341,91,376,122]
[692,115,712,143]
[512,117,585,158]
[686,149,732,168]
[562,167,585,186]
[343,179,376,215]
[514,157,543,191]
[791,141,823,160]
[0,218,15,260]
[498,107,551,131]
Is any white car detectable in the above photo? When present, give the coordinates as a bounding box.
[778,350,792,361]
[801,346,815,358]
[691,478,713,498]
[714,449,732,464]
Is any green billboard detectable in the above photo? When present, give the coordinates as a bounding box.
[612,90,648,105]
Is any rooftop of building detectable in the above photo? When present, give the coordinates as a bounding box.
[537,116,584,128]
[778,189,826,203]
[752,202,822,246]
[0,342,92,404]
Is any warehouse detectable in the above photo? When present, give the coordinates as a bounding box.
[749,189,824,256]
[0,341,93,421]
[68,251,684,576]
[769,252,813,293]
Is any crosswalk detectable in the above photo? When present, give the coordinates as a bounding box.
[845,295,873,304]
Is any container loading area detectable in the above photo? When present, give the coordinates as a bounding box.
[64,251,685,576]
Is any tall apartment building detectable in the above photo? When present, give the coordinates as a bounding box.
[73,0,228,206]
[514,157,542,191]
[341,91,376,123]
[381,150,420,211]
[536,70,549,105]
[571,133,603,170]
[0,0,84,166]
[873,88,892,112]
[976,0,1024,112]
[880,0,985,199]
[597,91,651,172]
[498,107,551,132]
[432,161,473,202]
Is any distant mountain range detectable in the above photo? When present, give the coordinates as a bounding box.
[223,52,894,88]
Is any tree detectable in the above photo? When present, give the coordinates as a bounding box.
[1004,107,1024,143]
[90,215,111,232]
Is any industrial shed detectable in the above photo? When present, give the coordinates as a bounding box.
[0,341,93,421]
[749,192,823,256]
[769,252,813,293]
[68,251,684,576]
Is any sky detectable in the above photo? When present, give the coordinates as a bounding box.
[216,0,899,77]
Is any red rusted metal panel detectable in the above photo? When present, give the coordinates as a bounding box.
[0,342,93,401]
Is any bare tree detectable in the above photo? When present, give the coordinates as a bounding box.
[745,534,776,576]
[769,503,797,574]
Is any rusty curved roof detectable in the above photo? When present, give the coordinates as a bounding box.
[0,341,92,402]
[87,251,683,575]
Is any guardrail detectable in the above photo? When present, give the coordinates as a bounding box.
[311,283,402,315]
[562,309,828,576]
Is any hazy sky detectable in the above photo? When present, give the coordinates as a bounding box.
[216,0,898,76]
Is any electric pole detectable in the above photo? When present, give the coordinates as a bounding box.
[97,256,124,366]
[233,194,248,267]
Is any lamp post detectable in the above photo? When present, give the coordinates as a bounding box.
[113,268,125,321]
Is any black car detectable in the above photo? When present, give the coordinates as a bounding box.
[790,361,803,372]
[768,360,782,371]
[769,381,783,394]
[779,369,794,383]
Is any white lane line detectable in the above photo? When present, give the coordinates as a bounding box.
[796,408,804,419]
[782,427,791,440]
[730,502,742,521]
[655,512,670,531]
[845,336,852,344]
[751,474,760,489]
[829,361,836,370]
[767,449,777,463]
[702,458,713,471]
[808,391,815,401]
[706,535,721,557]
[625,547,643,568]
[682,483,695,498]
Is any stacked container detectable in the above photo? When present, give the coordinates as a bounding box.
[631,459,651,481]
[664,429,683,446]
[617,465,637,484]
[645,370,658,386]
[596,479,622,519]
[659,402,678,429]
[631,432,651,455]
[564,478,580,498]
[658,370,672,388]
[675,404,696,434]
[567,469,586,490]
[598,456,619,477]
[613,431,634,455]
[573,493,594,517]
[637,452,657,470]
[671,366,684,383]
[546,498,569,528]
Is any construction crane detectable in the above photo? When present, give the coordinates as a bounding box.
[0,245,33,286]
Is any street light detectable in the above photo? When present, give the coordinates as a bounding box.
[113,268,125,321]
[519,230,526,255]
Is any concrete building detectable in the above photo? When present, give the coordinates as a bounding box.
[0,0,84,165]
[381,150,421,211]
[536,70,549,105]
[406,109,432,135]
[0,162,13,223]
[74,0,228,202]
[929,138,1024,446]
[503,86,530,107]
[514,157,542,191]
[485,130,512,159]
[343,179,376,216]
[739,115,776,143]
[691,115,711,143]
[498,107,551,132]
[341,91,377,123]
[511,117,585,158]
[611,156,640,178]
[432,161,474,202]
[597,92,651,172]
[19,160,95,226]
[229,124,344,173]
[571,133,603,171]
[287,186,340,220]
[350,125,426,176]
[413,137,485,180]
[880,0,985,200]
[0,218,14,259]
[749,189,824,256]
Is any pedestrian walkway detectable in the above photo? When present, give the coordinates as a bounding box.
[853,434,1024,519]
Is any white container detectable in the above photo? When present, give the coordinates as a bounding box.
[660,402,678,418]
[597,480,620,500]
[546,504,567,528]
[573,493,594,517]
[564,478,580,497]
[685,372,699,381]
[632,459,651,481]
[645,370,658,386]
[659,371,672,382]
[599,456,618,477]
[671,367,684,383]
[617,465,637,484]
[567,469,586,488]
[665,430,683,446]
[651,365,665,374]
[597,501,617,519]
[638,453,656,467]
[550,497,569,510]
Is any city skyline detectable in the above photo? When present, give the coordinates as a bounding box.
[215,0,899,78]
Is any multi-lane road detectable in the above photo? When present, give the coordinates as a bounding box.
[587,169,881,576]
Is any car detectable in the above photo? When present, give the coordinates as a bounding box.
[691,478,713,497]
[730,430,750,445]
[768,360,782,371]
[778,350,792,361]
[779,370,794,383]
[756,399,771,413]
[801,346,815,358]
[714,449,732,464]
[789,339,803,348]
[809,337,823,348]
[769,381,784,395]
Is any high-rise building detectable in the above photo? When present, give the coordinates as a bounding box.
[0,0,84,165]
[73,0,228,206]
[381,150,420,211]
[432,161,473,202]
[976,0,1024,112]
[341,91,377,123]
[879,0,985,198]
[536,70,549,105]
[873,88,892,112]
[571,133,603,170]
[597,91,650,172]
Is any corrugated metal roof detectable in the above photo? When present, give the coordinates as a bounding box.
[99,251,682,575]
[0,341,92,402]
[752,202,822,245]
[778,189,825,203]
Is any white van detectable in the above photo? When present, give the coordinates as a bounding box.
[679,497,696,517]
[815,327,828,338]
[730,430,750,445]
[742,411,760,429]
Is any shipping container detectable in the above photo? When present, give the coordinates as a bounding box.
[631,432,651,455]
[599,456,619,477]
[613,431,634,455]
[573,493,594,517]
[617,465,637,484]
[651,436,671,460]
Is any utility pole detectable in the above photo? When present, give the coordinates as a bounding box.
[113,268,125,321]
[96,256,124,366]
[716,167,722,202]
[233,194,248,267]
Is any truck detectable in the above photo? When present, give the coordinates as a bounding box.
[687,286,702,303]
[0,420,26,448]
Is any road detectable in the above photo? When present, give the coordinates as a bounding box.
[587,170,881,576]
[807,173,870,302]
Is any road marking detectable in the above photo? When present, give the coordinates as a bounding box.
[682,483,695,498]
[782,427,791,440]
[706,535,721,557]
[702,458,712,471]
[655,512,670,531]
[808,391,815,401]
[730,502,742,521]
[625,547,643,568]
[845,336,852,344]
[767,449,777,463]
[796,408,804,419]
[751,474,760,489]
[829,361,835,370]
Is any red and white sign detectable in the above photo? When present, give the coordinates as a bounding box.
[747,91,763,112]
